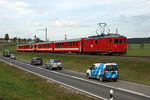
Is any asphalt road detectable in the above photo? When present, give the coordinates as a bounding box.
[0,55,150,100]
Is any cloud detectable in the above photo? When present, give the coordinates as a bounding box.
[0,0,31,14]
[0,16,8,21]
[49,18,58,21]
[34,9,45,14]
[51,0,144,9]
[50,20,80,27]
[26,21,42,26]
[133,13,150,22]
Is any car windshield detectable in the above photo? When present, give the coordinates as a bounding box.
[11,54,15,56]
[54,60,61,63]
[36,58,41,60]
[106,65,118,71]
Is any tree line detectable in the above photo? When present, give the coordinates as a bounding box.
[127,37,150,44]
[2,33,43,43]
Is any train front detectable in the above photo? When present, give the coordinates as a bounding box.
[110,35,127,55]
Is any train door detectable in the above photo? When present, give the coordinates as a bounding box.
[90,40,94,52]
[93,39,99,52]
[33,43,37,51]
[104,39,109,52]
[119,38,122,52]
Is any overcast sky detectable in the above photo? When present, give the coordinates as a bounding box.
[0,0,150,41]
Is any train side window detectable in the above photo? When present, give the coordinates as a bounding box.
[65,43,67,46]
[114,39,118,43]
[73,42,75,46]
[120,39,122,44]
[84,41,86,45]
[55,44,57,47]
[62,43,64,47]
[70,42,72,46]
[123,39,126,43]
[110,39,112,44]
[68,42,69,46]
[91,40,93,44]
[60,43,62,47]
[95,40,98,44]
[58,43,59,47]
[76,42,78,46]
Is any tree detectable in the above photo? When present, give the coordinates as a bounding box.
[27,38,32,42]
[18,38,21,42]
[23,38,26,42]
[4,33,9,41]
[13,37,17,42]
[35,38,40,43]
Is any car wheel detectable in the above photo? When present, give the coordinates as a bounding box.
[45,65,48,69]
[99,76,104,82]
[87,74,90,79]
[50,66,52,70]
[113,78,118,82]
[59,67,62,70]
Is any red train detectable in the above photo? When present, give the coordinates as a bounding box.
[17,34,127,55]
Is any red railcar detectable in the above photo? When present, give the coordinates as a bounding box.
[83,34,127,55]
[17,34,127,55]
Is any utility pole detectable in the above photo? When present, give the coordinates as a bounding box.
[116,29,118,34]
[64,34,67,40]
[37,27,48,42]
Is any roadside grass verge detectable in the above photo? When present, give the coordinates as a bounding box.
[0,61,95,100]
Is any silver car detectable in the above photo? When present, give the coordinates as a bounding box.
[45,59,62,70]
[10,54,16,59]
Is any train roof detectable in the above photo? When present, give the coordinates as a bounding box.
[17,42,34,46]
[86,33,126,40]
[37,41,53,44]
[53,38,81,43]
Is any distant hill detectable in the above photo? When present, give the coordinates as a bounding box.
[127,37,150,44]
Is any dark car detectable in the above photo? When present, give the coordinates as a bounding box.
[31,57,43,65]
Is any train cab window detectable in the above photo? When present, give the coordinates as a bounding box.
[91,40,93,44]
[110,39,112,44]
[114,39,119,43]
[95,40,98,44]
[73,42,75,46]
[70,42,72,46]
[84,41,86,45]
[123,39,126,43]
[120,39,122,44]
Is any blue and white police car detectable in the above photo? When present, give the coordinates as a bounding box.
[86,63,119,82]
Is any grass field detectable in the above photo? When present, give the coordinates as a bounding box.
[127,44,150,56]
[0,43,150,86]
[0,61,95,100]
